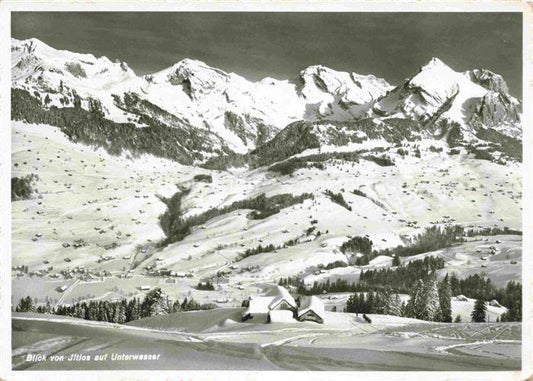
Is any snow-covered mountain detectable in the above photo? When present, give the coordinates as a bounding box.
[11,37,392,154]
[373,58,522,138]
[11,38,522,164]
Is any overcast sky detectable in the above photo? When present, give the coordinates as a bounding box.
[12,12,522,97]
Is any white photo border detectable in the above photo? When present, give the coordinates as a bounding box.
[1,2,531,380]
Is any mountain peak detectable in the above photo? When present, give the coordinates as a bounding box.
[420,57,452,72]
[300,64,334,74]
[156,57,232,84]
[173,58,211,69]
[12,37,54,55]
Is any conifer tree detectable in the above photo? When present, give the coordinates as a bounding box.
[181,297,188,311]
[117,303,126,324]
[449,273,460,295]
[405,279,426,319]
[424,278,441,321]
[97,304,108,322]
[471,299,487,322]
[171,299,181,313]
[365,292,375,313]
[387,293,403,317]
[392,255,401,267]
[127,298,140,321]
[44,300,53,314]
[141,288,168,317]
[438,275,452,322]
[15,296,35,312]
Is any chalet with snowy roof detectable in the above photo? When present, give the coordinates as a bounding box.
[241,285,298,323]
[297,296,325,324]
[266,286,297,310]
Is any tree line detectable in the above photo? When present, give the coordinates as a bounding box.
[324,190,352,211]
[278,256,521,322]
[14,287,216,324]
[344,275,453,323]
[345,275,494,323]
[340,225,464,265]
[11,88,222,164]
[358,256,446,294]
[465,226,522,236]
[159,192,313,246]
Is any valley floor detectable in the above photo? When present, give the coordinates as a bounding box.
[11,121,522,311]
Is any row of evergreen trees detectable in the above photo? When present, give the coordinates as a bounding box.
[14,288,216,324]
[358,256,446,294]
[159,192,313,246]
[279,256,445,296]
[239,235,303,261]
[344,276,501,323]
[464,226,522,237]
[345,288,403,316]
[278,256,521,322]
[340,225,464,265]
[11,88,209,164]
[345,275,453,322]
[344,274,521,323]
[324,190,352,211]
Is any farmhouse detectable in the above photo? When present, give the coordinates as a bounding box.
[241,286,325,324]
[242,285,298,323]
[297,296,325,324]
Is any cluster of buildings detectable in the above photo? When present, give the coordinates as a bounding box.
[242,286,325,324]
[145,268,194,278]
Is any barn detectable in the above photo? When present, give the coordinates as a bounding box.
[297,296,325,324]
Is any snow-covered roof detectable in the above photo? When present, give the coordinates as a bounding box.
[266,286,297,309]
[298,296,325,319]
[242,286,298,317]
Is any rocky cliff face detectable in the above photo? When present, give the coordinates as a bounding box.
[465,69,510,94]
[469,91,522,138]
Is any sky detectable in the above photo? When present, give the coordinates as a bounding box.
[12,12,523,97]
